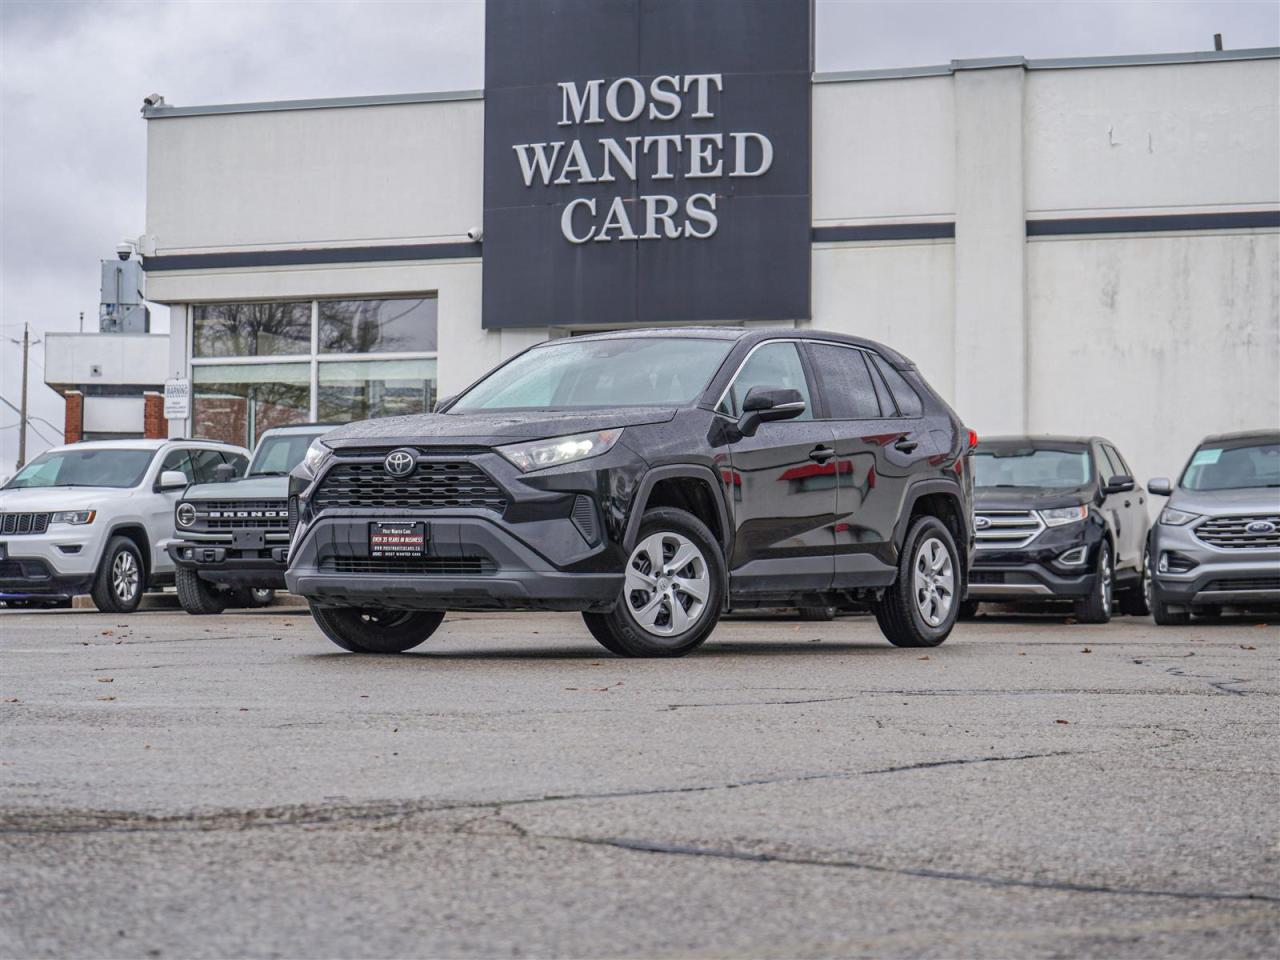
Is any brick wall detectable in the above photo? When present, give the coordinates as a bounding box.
[143,391,167,439]
[64,390,83,444]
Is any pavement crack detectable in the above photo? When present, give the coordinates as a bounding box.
[557,835,1280,905]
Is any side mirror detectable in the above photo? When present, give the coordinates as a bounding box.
[1104,474,1135,495]
[737,386,806,438]
[158,470,189,491]
[213,463,238,483]
[1148,477,1173,497]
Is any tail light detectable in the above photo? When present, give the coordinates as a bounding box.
[967,429,979,450]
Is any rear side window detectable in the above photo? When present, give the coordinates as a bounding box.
[869,354,923,417]
[806,344,882,419]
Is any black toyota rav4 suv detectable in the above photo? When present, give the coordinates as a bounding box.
[286,328,975,657]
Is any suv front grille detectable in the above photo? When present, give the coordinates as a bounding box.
[313,458,506,512]
[1194,515,1280,549]
[320,556,495,576]
[975,510,1045,549]
[1202,577,1280,592]
[188,500,290,531]
[1,512,50,536]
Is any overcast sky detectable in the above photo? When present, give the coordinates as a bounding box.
[2,0,1277,475]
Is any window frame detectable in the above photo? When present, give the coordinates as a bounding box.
[800,341,890,421]
[712,338,820,422]
[188,295,439,428]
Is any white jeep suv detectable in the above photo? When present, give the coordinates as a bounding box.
[0,439,249,611]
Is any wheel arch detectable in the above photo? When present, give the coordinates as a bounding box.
[101,522,152,584]
[892,479,969,564]
[623,465,731,557]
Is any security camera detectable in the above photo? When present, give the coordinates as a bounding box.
[466,226,484,243]
[116,241,133,261]
[143,93,165,108]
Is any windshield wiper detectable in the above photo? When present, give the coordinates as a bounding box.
[249,471,288,477]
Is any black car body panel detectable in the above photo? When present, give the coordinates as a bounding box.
[286,328,973,614]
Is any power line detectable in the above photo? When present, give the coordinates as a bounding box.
[0,394,60,445]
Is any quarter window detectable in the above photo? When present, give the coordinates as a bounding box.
[718,342,813,421]
[806,344,882,419]
[869,354,923,418]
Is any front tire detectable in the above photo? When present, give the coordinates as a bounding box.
[309,603,444,653]
[1118,548,1151,616]
[1074,542,1114,624]
[582,507,725,658]
[90,536,144,613]
[874,515,960,647]
[176,567,228,615]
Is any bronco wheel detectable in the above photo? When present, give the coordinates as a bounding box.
[309,603,444,653]
[175,567,228,615]
[90,536,144,613]
[582,507,725,658]
[874,515,960,647]
[1074,542,1114,624]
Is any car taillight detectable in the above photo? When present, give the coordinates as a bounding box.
[967,429,979,450]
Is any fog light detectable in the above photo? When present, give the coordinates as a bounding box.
[1157,552,1168,573]
[1058,546,1088,566]
[1159,551,1197,573]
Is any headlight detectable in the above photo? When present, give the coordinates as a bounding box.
[1160,508,1201,526]
[301,438,331,476]
[176,502,197,528]
[497,429,623,472]
[1039,504,1088,527]
[50,510,95,525]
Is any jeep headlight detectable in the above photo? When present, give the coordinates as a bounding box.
[300,438,331,477]
[1159,508,1200,526]
[50,510,96,525]
[176,502,197,528]
[1038,504,1088,527]
[497,429,623,472]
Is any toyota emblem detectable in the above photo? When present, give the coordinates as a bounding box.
[383,448,416,478]
[1246,520,1277,535]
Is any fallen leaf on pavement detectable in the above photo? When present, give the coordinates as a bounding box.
[3,697,18,703]
[96,677,113,683]
[1240,644,1257,650]
[97,696,116,701]
[1081,647,1092,654]
[917,656,930,661]
[1055,719,1070,725]
[100,630,113,636]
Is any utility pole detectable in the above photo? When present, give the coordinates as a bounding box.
[17,322,30,469]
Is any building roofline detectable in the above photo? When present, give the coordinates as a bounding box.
[813,46,1280,84]
[142,88,483,120]
[140,46,1280,118]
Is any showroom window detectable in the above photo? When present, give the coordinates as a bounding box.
[189,296,438,447]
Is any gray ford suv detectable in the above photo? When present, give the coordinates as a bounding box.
[1147,430,1280,624]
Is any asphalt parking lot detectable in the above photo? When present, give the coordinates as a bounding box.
[1,604,1277,959]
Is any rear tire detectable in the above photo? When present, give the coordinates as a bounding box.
[583,507,725,658]
[957,599,981,620]
[796,605,837,622]
[874,515,960,648]
[1118,548,1151,616]
[90,536,144,614]
[176,567,228,615]
[232,587,275,608]
[310,603,444,653]
[1074,543,1114,624]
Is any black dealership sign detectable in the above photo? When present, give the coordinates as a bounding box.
[482,0,813,329]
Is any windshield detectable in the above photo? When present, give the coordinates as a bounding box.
[449,337,733,412]
[3,448,155,489]
[973,445,1093,490]
[249,431,326,476]
[1180,440,1280,491]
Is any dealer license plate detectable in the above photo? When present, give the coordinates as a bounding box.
[369,521,428,558]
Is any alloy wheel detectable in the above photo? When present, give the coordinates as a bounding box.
[625,531,710,637]
[112,551,140,604]
[912,536,954,627]
[1100,546,1114,617]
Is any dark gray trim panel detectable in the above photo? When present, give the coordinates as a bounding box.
[143,242,482,272]
[1028,210,1279,236]
[623,464,733,556]
[813,223,955,242]
[891,478,968,555]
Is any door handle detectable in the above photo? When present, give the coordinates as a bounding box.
[808,445,835,464]
[894,436,919,453]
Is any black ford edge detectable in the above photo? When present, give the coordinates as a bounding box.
[286,328,974,656]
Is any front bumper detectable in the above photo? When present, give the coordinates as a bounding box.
[966,521,1103,601]
[0,527,101,599]
[166,539,289,590]
[1151,522,1280,608]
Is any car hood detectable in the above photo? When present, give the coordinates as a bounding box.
[1168,486,1280,516]
[974,486,1094,511]
[182,475,289,502]
[321,407,680,448]
[0,486,129,511]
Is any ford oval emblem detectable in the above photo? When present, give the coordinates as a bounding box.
[1246,520,1277,535]
[383,448,416,478]
[974,516,991,530]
